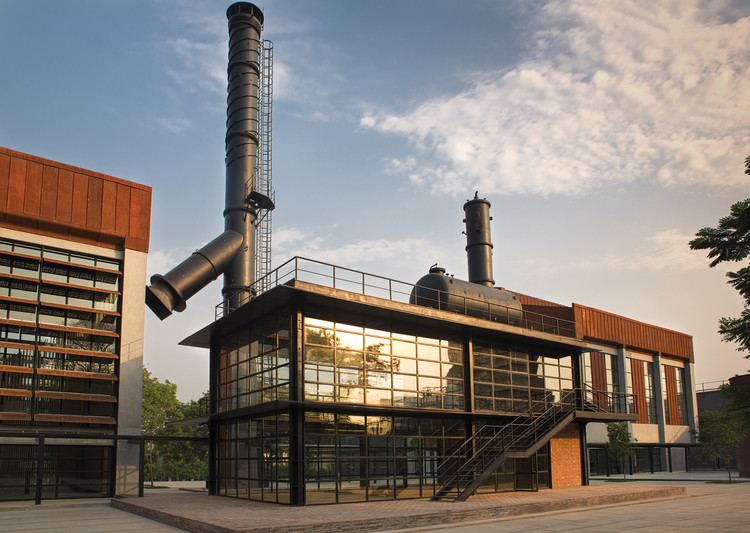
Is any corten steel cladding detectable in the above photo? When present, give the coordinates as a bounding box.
[463,193,494,287]
[223,2,264,309]
[145,2,265,320]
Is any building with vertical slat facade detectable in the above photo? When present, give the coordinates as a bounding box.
[513,292,697,475]
[0,146,151,500]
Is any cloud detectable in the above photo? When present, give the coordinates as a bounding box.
[273,226,440,280]
[156,116,191,134]
[361,0,750,197]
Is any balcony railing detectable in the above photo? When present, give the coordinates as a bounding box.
[215,257,576,337]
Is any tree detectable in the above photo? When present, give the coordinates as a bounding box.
[141,369,208,484]
[692,409,748,482]
[607,422,636,479]
[689,156,750,357]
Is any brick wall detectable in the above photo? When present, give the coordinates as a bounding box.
[550,423,582,488]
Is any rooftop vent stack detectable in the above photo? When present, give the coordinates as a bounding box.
[463,192,494,287]
[145,2,273,320]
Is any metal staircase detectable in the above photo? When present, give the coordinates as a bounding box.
[431,390,580,502]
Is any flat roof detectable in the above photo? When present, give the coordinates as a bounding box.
[181,279,592,355]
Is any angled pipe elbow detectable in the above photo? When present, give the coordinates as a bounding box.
[146,230,245,320]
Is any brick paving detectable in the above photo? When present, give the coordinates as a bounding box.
[111,484,686,533]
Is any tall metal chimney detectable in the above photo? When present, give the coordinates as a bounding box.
[223,2,267,309]
[145,2,273,320]
[463,192,494,287]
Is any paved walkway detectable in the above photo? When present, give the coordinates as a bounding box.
[0,473,747,533]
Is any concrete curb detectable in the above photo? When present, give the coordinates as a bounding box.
[111,486,686,533]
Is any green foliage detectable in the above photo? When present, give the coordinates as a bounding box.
[689,156,750,356]
[142,368,208,483]
[720,383,750,426]
[692,409,748,482]
[606,422,635,479]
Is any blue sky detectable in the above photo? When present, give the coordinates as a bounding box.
[1,0,749,401]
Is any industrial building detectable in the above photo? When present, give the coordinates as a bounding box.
[142,2,698,505]
[0,145,151,500]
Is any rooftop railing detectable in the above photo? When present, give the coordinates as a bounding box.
[215,256,577,337]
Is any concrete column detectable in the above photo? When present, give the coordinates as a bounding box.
[116,248,148,495]
[653,353,667,445]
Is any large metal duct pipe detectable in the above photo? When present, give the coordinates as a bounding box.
[223,2,264,309]
[463,192,495,287]
[146,230,244,320]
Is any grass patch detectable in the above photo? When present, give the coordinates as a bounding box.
[707,480,748,484]
[144,485,170,489]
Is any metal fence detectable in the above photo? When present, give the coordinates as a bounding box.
[215,257,576,337]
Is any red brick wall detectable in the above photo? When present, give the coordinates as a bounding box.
[550,423,582,488]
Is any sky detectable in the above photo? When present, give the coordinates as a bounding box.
[1,0,749,401]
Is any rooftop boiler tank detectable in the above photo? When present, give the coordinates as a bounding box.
[410,266,523,325]
[410,194,523,326]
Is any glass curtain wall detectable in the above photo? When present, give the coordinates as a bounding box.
[215,414,291,503]
[473,340,573,414]
[303,317,464,410]
[216,310,291,412]
[304,412,464,504]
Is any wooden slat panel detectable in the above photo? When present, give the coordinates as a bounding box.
[573,304,693,362]
[664,365,679,425]
[0,412,32,421]
[0,388,32,397]
[34,390,117,403]
[630,359,647,424]
[36,368,117,381]
[590,352,609,411]
[33,414,115,425]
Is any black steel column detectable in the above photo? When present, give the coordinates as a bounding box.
[138,438,145,497]
[580,422,590,485]
[34,436,45,505]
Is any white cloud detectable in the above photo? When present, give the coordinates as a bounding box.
[156,116,191,134]
[361,0,750,197]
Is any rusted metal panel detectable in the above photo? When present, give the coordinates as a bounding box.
[100,179,118,232]
[0,146,152,253]
[591,352,609,411]
[56,168,75,223]
[23,161,43,215]
[40,165,59,219]
[86,176,104,229]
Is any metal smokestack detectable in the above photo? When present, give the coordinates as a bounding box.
[145,2,272,320]
[463,192,494,287]
[223,2,266,308]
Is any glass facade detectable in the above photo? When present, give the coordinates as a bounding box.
[473,340,573,414]
[0,238,122,427]
[216,311,290,412]
[216,414,291,503]
[305,413,465,504]
[304,317,464,410]
[211,304,582,504]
